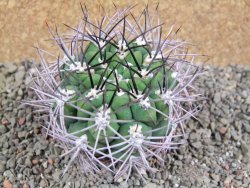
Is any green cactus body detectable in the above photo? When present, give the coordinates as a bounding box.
[59,39,173,151]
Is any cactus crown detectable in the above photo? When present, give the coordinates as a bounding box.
[27,4,204,182]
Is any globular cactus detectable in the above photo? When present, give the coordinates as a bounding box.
[26,4,204,182]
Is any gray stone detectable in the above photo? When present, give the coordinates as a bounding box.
[0,74,5,89]
[74,181,82,188]
[242,121,250,133]
[219,118,229,125]
[189,132,199,141]
[9,117,16,126]
[0,125,7,134]
[32,166,39,174]
[213,92,221,103]
[215,132,222,142]
[39,179,47,187]
[17,88,23,96]
[14,68,25,87]
[191,141,202,149]
[64,183,72,188]
[106,173,113,183]
[210,173,220,182]
[231,130,239,141]
[116,177,123,183]
[241,141,250,156]
[210,122,216,133]
[0,161,6,173]
[134,179,140,186]
[6,157,16,169]
[52,171,61,182]
[34,141,47,151]
[24,157,32,168]
[143,183,157,188]
[174,160,183,166]
[207,145,214,153]
[22,168,32,177]
[17,130,27,138]
[245,96,250,104]
[164,181,170,187]
[178,145,187,155]
[17,173,22,180]
[6,64,17,73]
[154,172,161,180]
[3,170,15,181]
[0,175,3,183]
[28,179,35,188]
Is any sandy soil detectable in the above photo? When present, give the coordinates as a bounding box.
[0,0,249,65]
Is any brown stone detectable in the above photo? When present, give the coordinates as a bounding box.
[23,183,29,188]
[224,176,232,187]
[18,117,26,125]
[55,75,61,82]
[1,118,9,126]
[48,158,54,165]
[34,128,40,134]
[223,164,229,171]
[32,159,39,165]
[3,179,13,188]
[219,127,228,135]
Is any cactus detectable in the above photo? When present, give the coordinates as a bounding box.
[26,4,204,182]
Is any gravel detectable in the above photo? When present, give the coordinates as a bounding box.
[0,61,249,188]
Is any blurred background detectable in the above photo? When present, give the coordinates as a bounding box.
[0,0,249,65]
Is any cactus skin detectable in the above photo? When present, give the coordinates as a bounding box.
[26,4,204,182]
